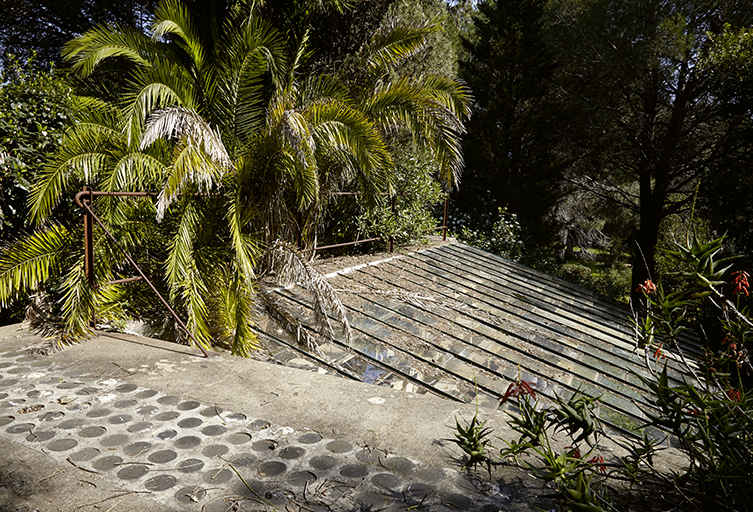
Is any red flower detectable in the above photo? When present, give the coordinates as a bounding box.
[499,379,537,404]
[588,455,606,474]
[566,446,581,459]
[636,279,657,294]
[653,344,665,360]
[732,271,750,296]
[727,388,742,403]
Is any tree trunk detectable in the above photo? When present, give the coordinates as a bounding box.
[630,217,661,309]
[630,59,690,309]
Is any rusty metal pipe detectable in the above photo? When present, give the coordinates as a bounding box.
[300,237,382,253]
[443,197,449,241]
[78,200,212,358]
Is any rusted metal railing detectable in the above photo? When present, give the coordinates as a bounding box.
[297,193,450,254]
[75,189,212,358]
[75,188,450,355]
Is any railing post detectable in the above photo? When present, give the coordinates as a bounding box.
[296,210,303,250]
[389,195,396,253]
[443,196,449,242]
[82,186,95,327]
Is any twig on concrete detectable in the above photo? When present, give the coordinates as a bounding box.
[260,391,279,407]
[66,457,100,474]
[186,485,203,502]
[228,463,275,507]
[39,469,61,482]
[213,403,226,423]
[110,362,135,376]
[289,498,318,512]
[208,467,226,483]
[74,490,151,510]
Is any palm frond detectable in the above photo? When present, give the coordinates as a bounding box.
[366,22,440,72]
[0,225,76,308]
[226,193,261,280]
[258,286,322,352]
[215,273,259,356]
[62,25,155,78]
[57,257,95,346]
[29,114,126,222]
[155,141,225,220]
[280,110,316,168]
[122,65,198,144]
[152,0,206,70]
[162,201,214,350]
[266,240,351,345]
[71,95,114,114]
[298,74,350,105]
[289,28,312,80]
[142,107,233,168]
[419,74,473,121]
[165,201,200,296]
[219,27,287,149]
[220,40,276,147]
[310,100,393,202]
[141,106,232,219]
[103,152,168,193]
[178,264,214,350]
[364,75,470,189]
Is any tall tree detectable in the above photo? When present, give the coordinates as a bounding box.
[697,26,753,264]
[453,0,566,255]
[0,0,157,68]
[548,0,753,304]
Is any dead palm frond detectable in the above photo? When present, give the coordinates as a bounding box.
[265,240,351,345]
[257,287,323,353]
[255,285,363,382]
[26,292,62,339]
[141,106,233,219]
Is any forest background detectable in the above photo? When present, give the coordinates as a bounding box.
[1,0,753,332]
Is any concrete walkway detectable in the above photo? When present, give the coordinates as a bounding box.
[0,323,553,512]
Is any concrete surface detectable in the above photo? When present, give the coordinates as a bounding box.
[1,323,556,512]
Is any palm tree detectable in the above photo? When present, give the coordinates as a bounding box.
[0,0,470,355]
[0,97,169,344]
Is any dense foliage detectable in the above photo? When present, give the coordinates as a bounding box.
[0,0,157,68]
[453,0,565,255]
[451,0,753,305]
[0,57,75,325]
[0,57,73,240]
[2,0,752,341]
[0,0,471,350]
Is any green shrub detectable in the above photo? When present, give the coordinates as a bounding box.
[456,207,524,261]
